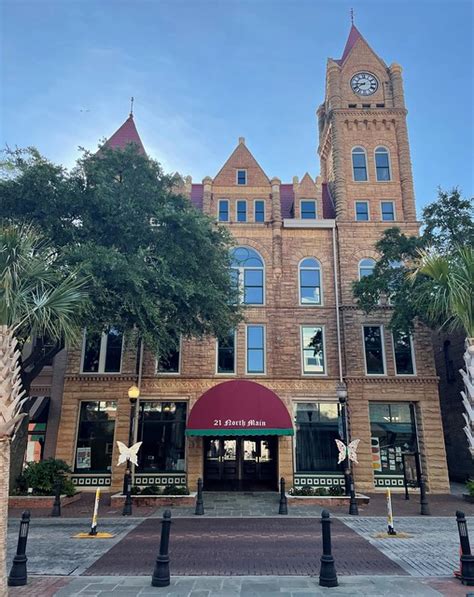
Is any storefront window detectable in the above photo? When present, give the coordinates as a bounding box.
[369,402,417,475]
[25,396,50,463]
[295,402,342,472]
[137,402,187,472]
[74,401,117,473]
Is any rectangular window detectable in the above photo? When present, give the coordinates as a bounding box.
[237,170,247,185]
[295,403,342,472]
[237,200,247,222]
[301,200,317,219]
[352,151,368,181]
[393,331,415,375]
[243,269,264,304]
[381,201,395,221]
[82,328,123,373]
[254,200,265,222]
[246,325,265,374]
[363,326,385,375]
[218,199,229,222]
[301,326,325,374]
[217,331,236,374]
[369,402,417,476]
[375,151,391,181]
[157,340,180,373]
[74,401,117,473]
[137,402,187,472]
[355,201,369,221]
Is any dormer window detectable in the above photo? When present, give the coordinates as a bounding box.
[237,170,247,185]
[301,200,317,219]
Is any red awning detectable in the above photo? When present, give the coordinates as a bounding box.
[186,380,294,436]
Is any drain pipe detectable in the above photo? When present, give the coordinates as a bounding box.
[332,225,343,384]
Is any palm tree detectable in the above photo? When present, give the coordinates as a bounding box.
[411,246,474,455]
[0,222,88,591]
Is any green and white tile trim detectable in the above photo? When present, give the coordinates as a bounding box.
[134,473,187,486]
[374,474,405,487]
[72,474,112,487]
[293,473,345,487]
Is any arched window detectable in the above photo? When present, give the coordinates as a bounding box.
[299,258,322,305]
[359,258,375,279]
[231,247,264,305]
[352,147,368,181]
[375,147,391,181]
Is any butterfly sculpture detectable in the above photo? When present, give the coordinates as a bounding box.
[117,441,143,467]
[335,439,360,464]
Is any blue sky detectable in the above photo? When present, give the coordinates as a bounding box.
[2,0,473,214]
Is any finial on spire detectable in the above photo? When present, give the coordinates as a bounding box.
[129,96,134,117]
[350,8,354,25]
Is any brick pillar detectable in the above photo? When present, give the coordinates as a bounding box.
[278,436,294,487]
[330,114,348,220]
[202,176,213,216]
[187,436,203,491]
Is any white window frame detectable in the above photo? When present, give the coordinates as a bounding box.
[380,200,396,222]
[362,324,387,376]
[253,199,265,223]
[300,199,317,220]
[236,199,248,223]
[245,324,266,375]
[351,146,369,182]
[231,246,265,306]
[81,329,124,374]
[156,337,182,375]
[218,199,229,222]
[374,146,392,182]
[215,331,237,375]
[298,257,323,306]
[392,332,417,376]
[358,258,376,280]
[355,200,370,221]
[236,169,247,185]
[300,325,327,376]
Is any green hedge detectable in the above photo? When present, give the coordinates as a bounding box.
[14,459,76,497]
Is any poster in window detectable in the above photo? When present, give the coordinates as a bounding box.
[76,447,91,469]
[371,437,382,471]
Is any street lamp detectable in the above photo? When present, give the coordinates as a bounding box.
[336,382,358,515]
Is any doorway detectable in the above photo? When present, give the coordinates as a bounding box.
[204,436,278,490]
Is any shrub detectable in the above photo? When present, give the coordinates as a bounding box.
[131,485,142,495]
[162,485,189,495]
[289,486,316,496]
[314,487,329,496]
[140,485,161,495]
[328,485,345,496]
[466,479,474,496]
[15,459,76,496]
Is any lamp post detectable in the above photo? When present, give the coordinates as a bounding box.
[125,385,140,505]
[336,383,351,496]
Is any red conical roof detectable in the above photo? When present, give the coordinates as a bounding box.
[103,114,146,154]
[335,24,363,65]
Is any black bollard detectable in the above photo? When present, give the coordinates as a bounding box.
[122,466,132,516]
[8,510,31,587]
[195,478,204,515]
[348,474,359,516]
[456,510,474,585]
[51,478,62,517]
[279,477,288,515]
[151,510,172,587]
[419,477,430,516]
[319,510,338,587]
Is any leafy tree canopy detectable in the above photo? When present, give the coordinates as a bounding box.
[352,187,474,334]
[1,145,241,366]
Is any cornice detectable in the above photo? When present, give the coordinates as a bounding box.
[65,374,137,382]
[332,108,407,118]
[345,376,438,385]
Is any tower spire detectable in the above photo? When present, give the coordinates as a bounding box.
[129,96,134,118]
[350,8,354,25]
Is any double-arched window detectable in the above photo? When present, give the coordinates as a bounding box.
[299,258,322,305]
[230,247,264,305]
[352,147,368,181]
[359,258,375,279]
[375,147,391,181]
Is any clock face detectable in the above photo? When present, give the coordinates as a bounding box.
[350,72,378,96]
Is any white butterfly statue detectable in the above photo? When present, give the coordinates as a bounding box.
[335,439,360,464]
[117,441,143,467]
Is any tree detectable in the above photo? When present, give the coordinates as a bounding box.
[0,145,242,479]
[0,223,88,593]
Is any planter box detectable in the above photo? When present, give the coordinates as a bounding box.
[287,493,370,507]
[463,494,474,503]
[111,492,196,508]
[9,493,81,509]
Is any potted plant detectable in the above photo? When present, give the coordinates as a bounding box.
[463,479,474,503]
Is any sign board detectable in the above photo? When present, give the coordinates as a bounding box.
[76,447,91,469]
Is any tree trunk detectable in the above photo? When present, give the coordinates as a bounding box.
[0,438,11,594]
[461,337,474,457]
[9,416,29,489]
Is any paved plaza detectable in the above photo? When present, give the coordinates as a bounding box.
[6,491,474,595]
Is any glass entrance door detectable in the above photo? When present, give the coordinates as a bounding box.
[204,436,278,490]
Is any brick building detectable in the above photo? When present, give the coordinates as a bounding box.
[54,25,450,494]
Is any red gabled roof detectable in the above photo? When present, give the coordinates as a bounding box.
[103,115,146,154]
[335,24,363,66]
